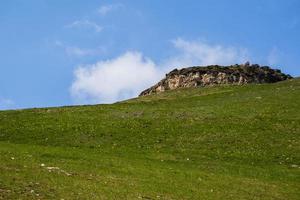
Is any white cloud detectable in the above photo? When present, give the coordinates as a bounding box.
[55,41,103,57]
[65,46,98,57]
[267,47,280,66]
[71,52,163,104]
[66,20,103,32]
[166,38,250,67]
[70,38,250,104]
[0,98,14,110]
[98,4,123,15]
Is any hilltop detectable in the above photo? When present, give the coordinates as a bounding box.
[0,78,299,199]
[140,63,292,96]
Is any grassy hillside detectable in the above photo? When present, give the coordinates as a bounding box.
[0,79,299,200]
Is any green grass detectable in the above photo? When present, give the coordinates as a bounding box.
[0,79,299,199]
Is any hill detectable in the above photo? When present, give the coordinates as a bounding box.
[140,63,292,96]
[0,78,299,199]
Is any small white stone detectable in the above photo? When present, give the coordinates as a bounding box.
[46,167,59,170]
[40,163,45,167]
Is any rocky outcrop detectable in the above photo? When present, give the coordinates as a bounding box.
[139,63,292,96]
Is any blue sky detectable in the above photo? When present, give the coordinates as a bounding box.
[0,0,299,110]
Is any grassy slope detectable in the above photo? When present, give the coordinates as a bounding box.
[0,79,299,200]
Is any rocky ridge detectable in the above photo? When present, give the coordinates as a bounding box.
[139,63,292,96]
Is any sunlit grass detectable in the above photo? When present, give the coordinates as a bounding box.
[0,79,299,199]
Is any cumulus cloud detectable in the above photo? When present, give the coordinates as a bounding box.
[166,38,250,67]
[0,98,14,110]
[98,4,123,15]
[71,38,250,104]
[66,20,103,32]
[71,52,163,104]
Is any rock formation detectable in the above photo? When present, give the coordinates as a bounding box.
[139,63,292,96]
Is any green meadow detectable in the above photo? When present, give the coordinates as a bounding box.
[0,79,299,199]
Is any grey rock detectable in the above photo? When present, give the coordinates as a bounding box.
[139,64,292,96]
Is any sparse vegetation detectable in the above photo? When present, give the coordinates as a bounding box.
[139,64,292,96]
